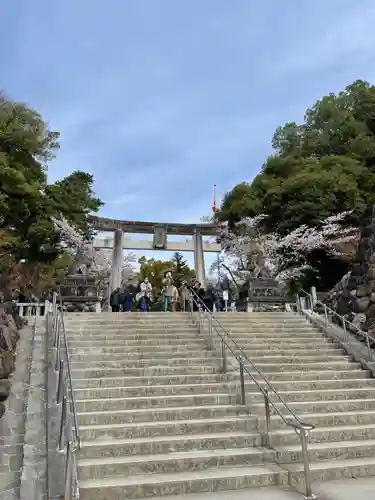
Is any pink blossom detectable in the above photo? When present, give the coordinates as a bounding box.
[218,212,357,283]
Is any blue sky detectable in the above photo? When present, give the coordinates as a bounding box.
[2,0,375,273]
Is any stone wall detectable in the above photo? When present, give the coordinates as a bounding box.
[326,206,375,342]
[0,303,22,415]
[0,310,48,499]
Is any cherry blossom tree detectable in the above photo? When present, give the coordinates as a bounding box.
[53,216,137,294]
[218,212,358,284]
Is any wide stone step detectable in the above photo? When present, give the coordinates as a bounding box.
[78,431,261,459]
[71,363,365,380]
[67,326,318,335]
[68,341,337,353]
[70,350,218,361]
[75,393,234,412]
[70,357,222,369]
[78,446,272,480]
[286,456,375,485]
[66,332,321,343]
[67,333,202,341]
[270,409,375,429]
[229,333,324,340]
[67,327,199,335]
[235,338,333,346]
[77,404,249,426]
[74,383,238,400]
[225,326,316,331]
[261,369,370,381]
[69,350,347,363]
[71,365,222,378]
[79,415,258,441]
[68,342,208,352]
[251,398,375,415]
[72,373,233,389]
[71,369,371,389]
[245,361,360,372]
[73,377,375,395]
[242,354,349,364]
[271,423,375,446]
[232,339,333,349]
[76,387,375,413]
[234,346,341,355]
[78,464,288,499]
[252,387,375,404]
[73,379,375,400]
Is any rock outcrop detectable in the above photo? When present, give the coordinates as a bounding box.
[0,302,22,418]
[326,207,375,342]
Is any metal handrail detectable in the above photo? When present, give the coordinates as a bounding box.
[50,292,80,499]
[58,293,80,445]
[186,287,315,499]
[298,289,373,362]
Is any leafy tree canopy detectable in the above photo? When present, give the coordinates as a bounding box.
[217,80,375,234]
[0,94,103,268]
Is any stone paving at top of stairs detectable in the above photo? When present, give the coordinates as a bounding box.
[63,312,375,499]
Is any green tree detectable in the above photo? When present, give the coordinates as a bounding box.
[216,80,375,234]
[0,94,103,269]
[215,80,375,289]
[171,252,195,287]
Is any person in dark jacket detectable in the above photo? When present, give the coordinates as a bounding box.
[122,289,133,312]
[203,285,215,312]
[190,281,205,311]
[110,288,121,312]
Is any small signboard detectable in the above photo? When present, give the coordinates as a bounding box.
[248,278,286,304]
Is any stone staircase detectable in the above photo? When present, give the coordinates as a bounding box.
[64,311,375,499]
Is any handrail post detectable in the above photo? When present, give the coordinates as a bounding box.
[299,427,313,499]
[53,293,58,345]
[342,317,348,342]
[53,310,60,348]
[366,333,373,361]
[296,295,301,313]
[208,314,213,349]
[221,337,227,373]
[55,330,61,372]
[239,362,246,405]
[56,359,64,404]
[64,440,73,500]
[323,304,329,327]
[263,388,272,448]
[309,293,314,311]
[59,395,67,451]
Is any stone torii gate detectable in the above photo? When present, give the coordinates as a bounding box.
[88,216,222,293]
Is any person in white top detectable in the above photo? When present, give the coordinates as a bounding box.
[171,285,179,312]
[139,277,152,311]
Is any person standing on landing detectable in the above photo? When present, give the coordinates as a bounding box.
[171,284,179,312]
[161,271,174,311]
[140,277,153,311]
[110,288,121,312]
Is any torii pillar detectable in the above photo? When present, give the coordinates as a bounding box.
[110,229,123,293]
[193,229,205,285]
